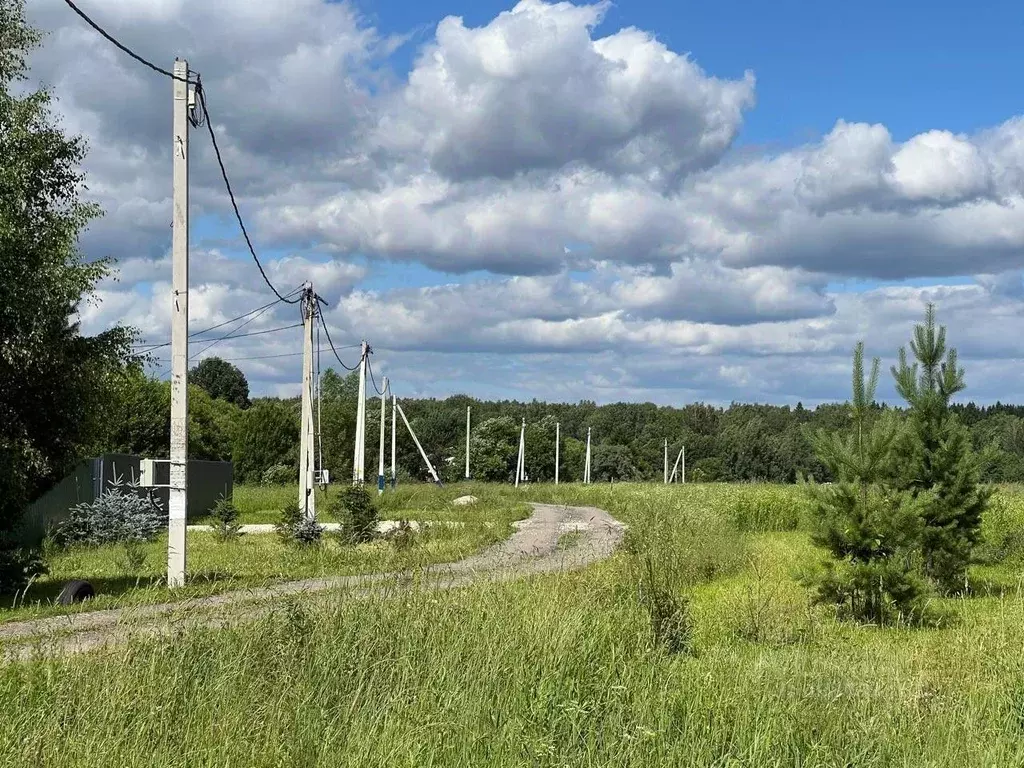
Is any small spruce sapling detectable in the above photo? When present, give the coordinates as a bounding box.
[275,502,324,546]
[211,495,242,541]
[59,472,166,546]
[330,485,378,544]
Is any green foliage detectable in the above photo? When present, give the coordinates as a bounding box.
[384,519,416,552]
[590,444,640,483]
[191,357,250,409]
[117,540,147,575]
[96,370,236,461]
[233,400,298,484]
[891,304,991,592]
[211,495,241,541]
[59,475,166,546]
[0,543,45,595]
[261,464,295,486]
[0,0,132,542]
[274,501,324,546]
[330,485,378,544]
[803,342,930,624]
[468,416,520,482]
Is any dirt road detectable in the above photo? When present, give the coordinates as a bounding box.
[0,503,624,661]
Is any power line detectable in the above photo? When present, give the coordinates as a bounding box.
[367,357,388,396]
[188,322,301,347]
[151,323,302,379]
[195,81,299,305]
[188,299,282,362]
[60,0,197,84]
[148,351,305,365]
[317,315,360,371]
[192,317,299,360]
[132,288,303,354]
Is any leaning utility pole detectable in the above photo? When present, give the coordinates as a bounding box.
[465,406,471,480]
[669,447,683,483]
[168,58,192,588]
[396,401,442,485]
[554,422,560,485]
[298,285,317,520]
[390,394,397,489]
[584,427,592,484]
[352,341,368,484]
[515,418,525,487]
[377,376,388,494]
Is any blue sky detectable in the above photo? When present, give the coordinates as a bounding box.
[365,0,1021,144]
[34,0,1024,404]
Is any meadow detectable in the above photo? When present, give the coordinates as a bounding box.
[4,482,1024,766]
[0,484,529,622]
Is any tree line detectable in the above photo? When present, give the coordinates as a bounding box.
[91,355,1024,489]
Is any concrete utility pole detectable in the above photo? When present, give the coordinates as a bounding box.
[465,406,471,480]
[681,445,686,484]
[664,438,669,484]
[352,341,368,484]
[390,394,397,489]
[396,401,441,485]
[554,422,560,485]
[377,376,388,494]
[168,58,193,588]
[584,427,592,484]
[298,285,317,520]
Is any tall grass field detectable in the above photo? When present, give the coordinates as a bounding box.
[4,482,1024,766]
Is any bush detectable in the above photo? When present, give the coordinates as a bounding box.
[0,546,47,596]
[210,495,242,541]
[275,502,324,546]
[59,476,165,546]
[261,464,295,486]
[330,485,378,544]
[117,540,148,575]
[384,519,416,552]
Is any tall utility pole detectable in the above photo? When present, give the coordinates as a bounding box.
[584,427,592,484]
[390,394,397,489]
[664,438,669,484]
[465,406,471,480]
[352,341,368,484]
[298,284,317,520]
[681,445,686,484]
[168,58,192,589]
[377,376,388,494]
[554,422,560,485]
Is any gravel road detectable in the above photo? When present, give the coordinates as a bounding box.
[0,503,624,661]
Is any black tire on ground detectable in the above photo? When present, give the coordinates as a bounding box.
[56,580,95,606]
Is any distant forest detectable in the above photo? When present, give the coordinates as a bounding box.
[99,364,1024,486]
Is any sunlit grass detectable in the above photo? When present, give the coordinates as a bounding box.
[6,482,1024,766]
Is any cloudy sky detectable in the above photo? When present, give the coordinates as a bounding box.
[26,0,1024,405]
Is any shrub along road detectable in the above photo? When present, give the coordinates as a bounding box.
[0,503,624,661]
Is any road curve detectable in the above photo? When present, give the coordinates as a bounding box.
[0,503,624,661]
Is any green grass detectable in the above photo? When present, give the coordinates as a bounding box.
[1,485,529,623]
[6,482,1024,766]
